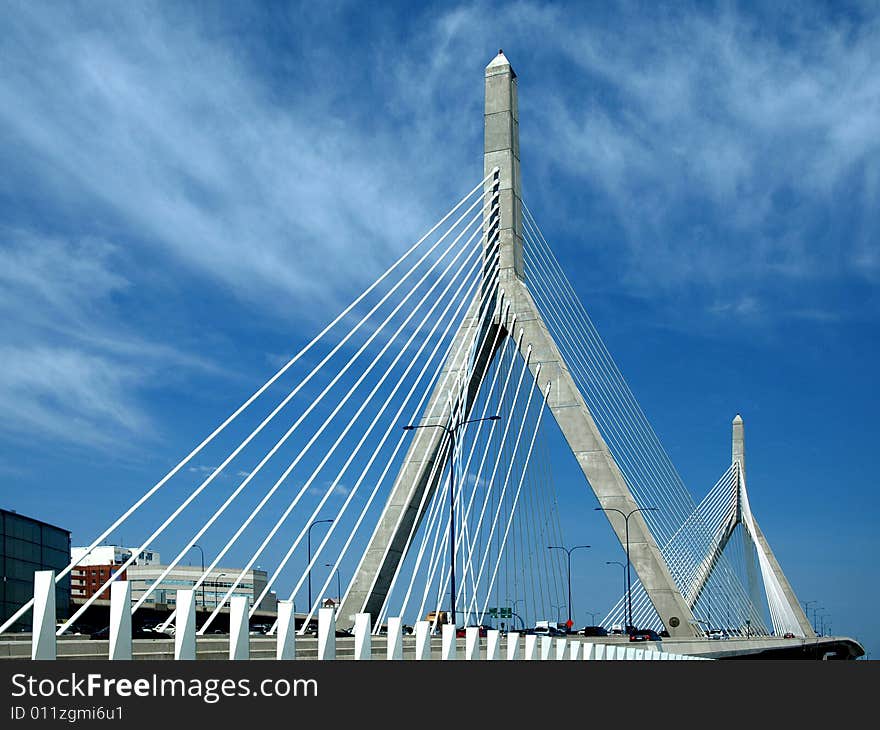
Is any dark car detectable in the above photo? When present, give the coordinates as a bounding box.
[456,625,491,638]
[628,628,662,642]
[89,626,160,640]
[578,625,608,637]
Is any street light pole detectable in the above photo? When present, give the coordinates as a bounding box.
[605,560,626,625]
[404,415,500,627]
[191,544,206,611]
[804,600,817,633]
[595,506,658,632]
[307,519,333,612]
[548,544,590,630]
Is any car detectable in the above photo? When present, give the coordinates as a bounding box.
[456,625,491,638]
[628,628,662,642]
[578,625,608,637]
[783,632,796,639]
[608,624,626,635]
[706,629,728,640]
[533,625,567,637]
[89,625,160,640]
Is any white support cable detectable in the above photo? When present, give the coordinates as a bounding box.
[360,249,506,629]
[425,341,534,629]
[152,219,493,633]
[367,280,507,630]
[478,381,551,626]
[523,219,758,623]
[0,174,492,635]
[267,241,501,625]
[353,256,504,633]
[196,220,495,633]
[0,175,497,638]
[522,216,716,554]
[56,187,494,636]
[528,235,748,616]
[439,335,529,622]
[303,298,509,638]
[462,358,541,621]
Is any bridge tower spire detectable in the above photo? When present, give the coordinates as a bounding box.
[483,50,523,281]
[340,51,700,636]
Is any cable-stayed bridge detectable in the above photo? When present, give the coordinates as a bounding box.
[1,52,863,661]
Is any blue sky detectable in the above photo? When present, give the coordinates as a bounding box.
[1,1,877,656]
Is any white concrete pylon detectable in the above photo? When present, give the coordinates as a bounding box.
[276,600,296,660]
[634,648,644,660]
[555,638,567,660]
[109,581,132,660]
[524,634,538,659]
[32,570,56,660]
[354,613,372,660]
[229,595,250,660]
[466,627,480,660]
[442,623,457,660]
[540,636,553,660]
[415,621,431,660]
[318,607,336,660]
[592,643,604,660]
[625,647,637,660]
[174,589,197,660]
[387,617,403,660]
[486,629,501,660]
[569,641,581,660]
[507,632,521,660]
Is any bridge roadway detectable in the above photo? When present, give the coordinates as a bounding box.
[0,633,863,660]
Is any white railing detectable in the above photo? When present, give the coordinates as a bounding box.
[27,571,711,661]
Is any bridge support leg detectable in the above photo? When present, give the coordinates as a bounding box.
[465,626,480,660]
[569,642,580,660]
[506,632,521,660]
[318,607,336,660]
[31,570,56,660]
[174,589,196,660]
[353,613,371,660]
[486,629,500,660]
[229,596,250,660]
[276,600,296,660]
[109,581,131,660]
[441,623,457,660]
[414,621,431,660]
[555,638,567,660]
[524,634,537,660]
[386,617,403,660]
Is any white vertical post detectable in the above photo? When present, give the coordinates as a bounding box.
[506,632,521,660]
[318,607,336,660]
[555,638,567,660]
[276,600,296,660]
[465,627,480,660]
[582,642,595,660]
[441,623,457,660]
[229,596,250,660]
[415,621,431,660]
[32,570,56,660]
[625,647,636,660]
[569,641,581,660]
[486,629,501,660]
[109,581,132,661]
[524,634,538,660]
[174,589,196,660]
[540,636,553,660]
[635,648,644,661]
[593,643,605,660]
[386,617,403,660]
[354,613,372,660]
